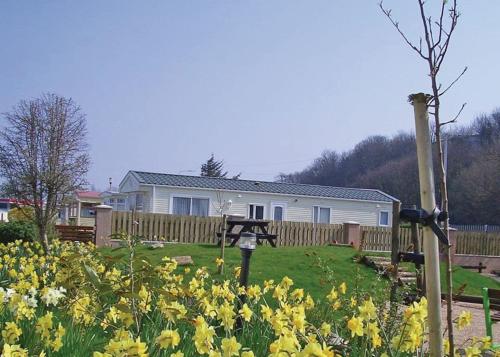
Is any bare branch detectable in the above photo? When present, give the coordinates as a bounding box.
[436,1,460,72]
[417,0,434,64]
[379,1,429,61]
[439,67,468,97]
[439,102,467,127]
[434,0,447,48]
[428,16,435,48]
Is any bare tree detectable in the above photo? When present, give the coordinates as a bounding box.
[380,0,466,352]
[212,191,232,274]
[0,94,90,251]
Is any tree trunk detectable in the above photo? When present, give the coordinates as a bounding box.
[431,79,455,354]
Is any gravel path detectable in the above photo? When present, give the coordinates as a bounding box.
[440,301,499,346]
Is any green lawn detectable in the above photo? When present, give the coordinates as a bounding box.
[360,250,500,296]
[101,243,499,298]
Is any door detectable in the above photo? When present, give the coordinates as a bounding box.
[271,203,286,221]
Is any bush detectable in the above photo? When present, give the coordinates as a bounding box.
[7,206,35,222]
[0,220,36,243]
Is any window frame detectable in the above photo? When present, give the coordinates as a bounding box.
[135,193,144,211]
[379,211,390,227]
[248,203,265,220]
[80,205,95,218]
[271,202,287,222]
[313,205,331,224]
[169,194,211,217]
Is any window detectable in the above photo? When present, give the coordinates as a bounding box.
[0,202,8,210]
[271,203,286,221]
[105,197,127,211]
[116,198,126,211]
[249,204,264,220]
[313,206,331,224]
[135,194,144,211]
[172,196,209,217]
[379,211,389,226]
[80,206,95,218]
[273,206,283,221]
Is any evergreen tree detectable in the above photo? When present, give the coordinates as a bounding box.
[200,154,227,178]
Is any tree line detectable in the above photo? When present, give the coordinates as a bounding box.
[277,110,500,225]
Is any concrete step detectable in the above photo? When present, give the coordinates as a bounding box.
[399,276,417,283]
[364,256,391,262]
[399,271,416,277]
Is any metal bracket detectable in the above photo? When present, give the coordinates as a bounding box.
[399,207,450,246]
[398,252,425,265]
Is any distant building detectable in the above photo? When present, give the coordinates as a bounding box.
[59,191,102,226]
[0,198,12,222]
[0,198,34,222]
[111,170,397,227]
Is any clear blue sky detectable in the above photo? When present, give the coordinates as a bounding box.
[1,1,499,189]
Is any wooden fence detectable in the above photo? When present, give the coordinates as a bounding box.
[111,212,344,247]
[452,224,500,233]
[362,226,500,256]
[361,226,423,252]
[110,212,500,255]
[455,231,500,256]
[55,225,95,244]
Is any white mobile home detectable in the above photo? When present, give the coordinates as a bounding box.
[115,171,397,227]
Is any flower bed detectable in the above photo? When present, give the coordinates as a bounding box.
[0,237,494,356]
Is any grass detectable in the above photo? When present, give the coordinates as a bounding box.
[102,244,390,301]
[101,243,500,298]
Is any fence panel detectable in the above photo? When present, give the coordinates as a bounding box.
[110,212,499,255]
[362,226,424,252]
[112,212,344,247]
[455,231,500,256]
[452,224,500,233]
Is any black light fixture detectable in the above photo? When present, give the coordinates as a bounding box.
[236,232,256,331]
[238,232,257,295]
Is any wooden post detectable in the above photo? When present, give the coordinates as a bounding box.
[95,204,113,247]
[76,200,81,226]
[343,221,361,250]
[390,200,401,303]
[411,93,443,356]
[410,204,424,293]
[218,214,227,274]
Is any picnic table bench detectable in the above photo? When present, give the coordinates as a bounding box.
[461,262,487,273]
[216,218,277,248]
[55,225,95,244]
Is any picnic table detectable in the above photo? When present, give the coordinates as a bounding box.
[216,218,277,248]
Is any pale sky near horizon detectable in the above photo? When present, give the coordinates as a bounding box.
[1,1,499,189]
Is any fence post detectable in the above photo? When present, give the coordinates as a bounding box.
[448,228,457,264]
[390,200,401,304]
[343,221,362,250]
[95,205,113,247]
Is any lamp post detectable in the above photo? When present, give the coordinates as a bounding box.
[236,232,256,331]
[238,232,256,295]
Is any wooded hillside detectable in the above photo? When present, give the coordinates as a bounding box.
[278,110,500,225]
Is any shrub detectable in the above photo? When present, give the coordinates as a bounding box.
[7,206,35,222]
[0,220,36,243]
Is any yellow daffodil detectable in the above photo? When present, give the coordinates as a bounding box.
[156,329,181,349]
[347,316,364,337]
[239,303,253,322]
[2,321,22,344]
[221,336,241,357]
[457,310,472,330]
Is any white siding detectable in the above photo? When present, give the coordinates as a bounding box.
[144,185,394,227]
[119,174,140,193]
[154,187,170,213]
